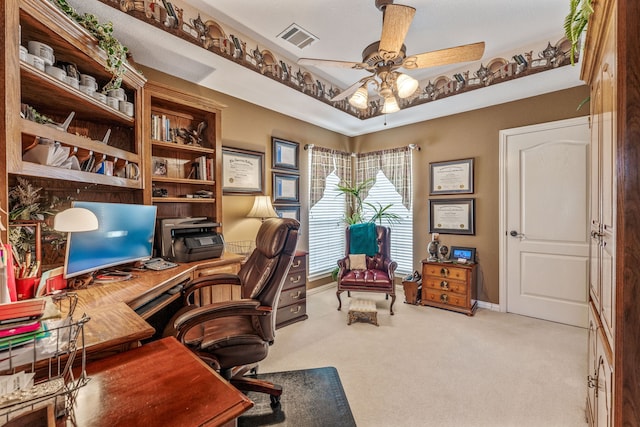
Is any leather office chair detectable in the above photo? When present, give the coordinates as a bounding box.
[336,224,397,314]
[164,217,300,407]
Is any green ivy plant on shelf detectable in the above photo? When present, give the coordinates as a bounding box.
[52,0,129,91]
[564,0,594,65]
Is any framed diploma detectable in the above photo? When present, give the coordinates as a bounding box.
[222,147,265,194]
[429,198,475,235]
[429,158,474,194]
[272,137,299,171]
[273,172,300,203]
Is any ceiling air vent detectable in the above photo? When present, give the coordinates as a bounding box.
[278,24,318,49]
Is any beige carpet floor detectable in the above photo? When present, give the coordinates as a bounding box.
[259,285,588,427]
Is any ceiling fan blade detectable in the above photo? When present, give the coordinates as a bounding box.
[298,58,370,70]
[403,41,485,69]
[330,79,368,102]
[379,4,416,56]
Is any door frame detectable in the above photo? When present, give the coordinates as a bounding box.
[498,116,590,312]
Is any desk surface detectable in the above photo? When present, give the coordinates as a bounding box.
[68,337,253,426]
[67,253,244,354]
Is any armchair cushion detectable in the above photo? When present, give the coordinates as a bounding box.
[349,254,367,270]
[340,269,392,288]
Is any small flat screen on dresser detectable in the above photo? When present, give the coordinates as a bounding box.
[450,246,476,263]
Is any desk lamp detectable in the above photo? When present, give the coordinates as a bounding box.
[247,196,278,222]
[53,207,99,232]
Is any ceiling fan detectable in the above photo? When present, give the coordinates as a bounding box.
[298,0,485,113]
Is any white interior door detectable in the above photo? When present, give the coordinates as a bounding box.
[499,117,590,327]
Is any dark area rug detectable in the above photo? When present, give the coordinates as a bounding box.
[238,366,357,427]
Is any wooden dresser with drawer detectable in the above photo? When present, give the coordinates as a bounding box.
[421,260,477,316]
[276,251,308,328]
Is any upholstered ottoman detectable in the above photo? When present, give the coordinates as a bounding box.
[347,298,379,326]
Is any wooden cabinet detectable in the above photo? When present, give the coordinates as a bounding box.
[276,252,308,328]
[142,81,224,222]
[581,0,640,424]
[584,1,616,424]
[421,261,477,316]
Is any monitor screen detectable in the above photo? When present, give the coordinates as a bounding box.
[63,202,157,278]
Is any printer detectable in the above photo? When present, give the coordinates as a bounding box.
[157,217,225,262]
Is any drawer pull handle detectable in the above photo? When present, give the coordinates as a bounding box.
[290,306,301,314]
[289,275,302,283]
[290,291,301,299]
[440,294,448,303]
[440,267,449,277]
[440,280,449,290]
[292,260,301,268]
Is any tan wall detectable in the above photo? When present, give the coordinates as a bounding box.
[352,85,590,303]
[141,66,589,301]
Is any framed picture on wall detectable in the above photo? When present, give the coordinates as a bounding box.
[272,137,299,171]
[428,198,476,235]
[273,172,300,203]
[222,147,265,194]
[429,158,474,194]
[274,205,300,221]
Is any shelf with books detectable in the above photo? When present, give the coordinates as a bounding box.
[143,81,224,222]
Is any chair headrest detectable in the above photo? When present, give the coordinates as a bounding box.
[255,217,300,258]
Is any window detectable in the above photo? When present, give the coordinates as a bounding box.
[362,170,413,274]
[307,145,413,278]
[308,172,346,276]
[307,147,351,277]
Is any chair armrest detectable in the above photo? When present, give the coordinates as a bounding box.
[183,273,242,305]
[383,259,398,279]
[168,299,271,342]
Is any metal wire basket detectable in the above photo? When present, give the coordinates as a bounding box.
[0,293,90,424]
[225,240,255,256]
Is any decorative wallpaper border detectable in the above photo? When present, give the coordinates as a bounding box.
[104,0,578,120]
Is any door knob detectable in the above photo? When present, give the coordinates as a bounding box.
[509,230,525,238]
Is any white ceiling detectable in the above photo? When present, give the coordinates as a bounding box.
[74,0,585,137]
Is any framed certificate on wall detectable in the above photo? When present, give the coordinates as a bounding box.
[430,158,474,194]
[222,147,264,194]
[429,198,475,235]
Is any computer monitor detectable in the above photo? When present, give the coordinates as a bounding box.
[63,201,157,278]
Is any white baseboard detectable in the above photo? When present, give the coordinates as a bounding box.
[477,300,500,311]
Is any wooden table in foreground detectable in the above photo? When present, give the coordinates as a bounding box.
[66,337,253,426]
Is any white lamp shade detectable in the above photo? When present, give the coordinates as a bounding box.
[247,196,278,220]
[54,207,99,232]
[396,73,419,98]
[381,95,400,114]
[348,85,369,109]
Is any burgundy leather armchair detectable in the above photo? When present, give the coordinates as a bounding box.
[164,218,299,407]
[336,224,397,314]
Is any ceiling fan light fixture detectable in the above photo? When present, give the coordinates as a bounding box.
[381,94,400,114]
[395,73,419,98]
[348,85,369,109]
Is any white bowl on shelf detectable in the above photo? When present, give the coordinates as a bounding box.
[27,41,55,66]
[92,91,107,104]
[19,46,28,61]
[25,53,45,71]
[45,65,66,81]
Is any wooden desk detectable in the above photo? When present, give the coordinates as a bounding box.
[65,254,244,355]
[68,337,253,426]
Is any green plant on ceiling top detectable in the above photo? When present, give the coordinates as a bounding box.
[52,0,129,91]
[564,0,594,65]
